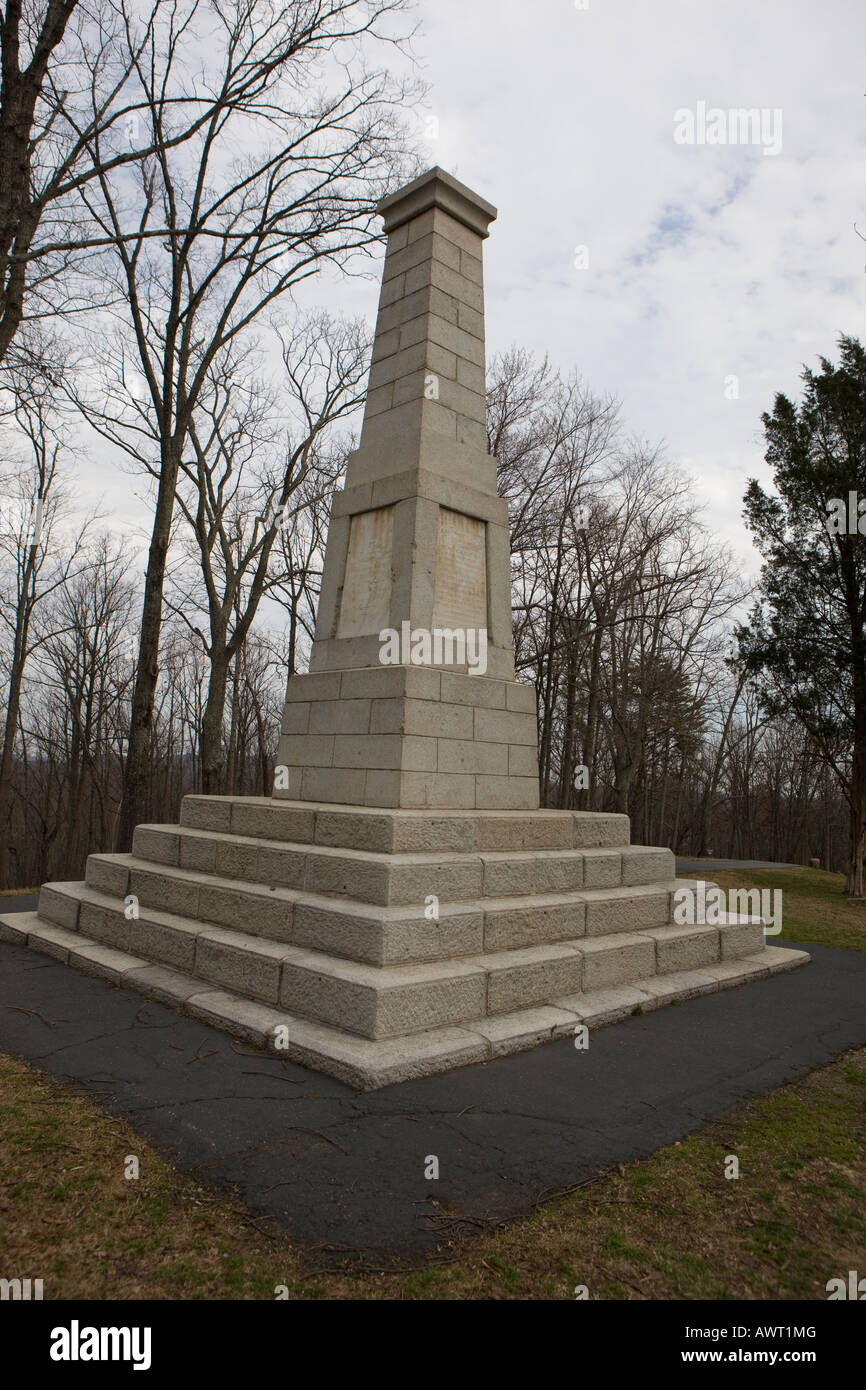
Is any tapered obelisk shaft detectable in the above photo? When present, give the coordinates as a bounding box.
[275,168,540,810]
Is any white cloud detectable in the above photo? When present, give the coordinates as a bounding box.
[419,0,865,559]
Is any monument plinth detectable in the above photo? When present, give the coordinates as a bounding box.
[1,169,809,1090]
[276,168,537,811]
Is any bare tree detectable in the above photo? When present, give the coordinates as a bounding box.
[2,0,218,361]
[60,0,417,846]
[40,534,137,868]
[3,0,410,363]
[0,340,92,881]
[165,315,368,791]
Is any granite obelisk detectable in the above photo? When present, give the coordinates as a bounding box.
[275,168,539,810]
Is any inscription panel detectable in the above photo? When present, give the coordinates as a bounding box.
[336,506,395,639]
[432,507,488,631]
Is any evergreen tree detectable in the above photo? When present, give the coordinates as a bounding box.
[737,335,866,895]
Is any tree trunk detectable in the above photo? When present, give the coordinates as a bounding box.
[200,650,231,797]
[580,623,604,811]
[226,655,241,795]
[0,658,26,887]
[559,641,578,809]
[115,438,182,850]
[0,563,35,886]
[846,713,866,896]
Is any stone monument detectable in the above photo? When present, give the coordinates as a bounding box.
[0,169,809,1089]
[274,168,535,812]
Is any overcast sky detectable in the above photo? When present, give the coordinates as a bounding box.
[416,0,863,568]
[69,0,865,578]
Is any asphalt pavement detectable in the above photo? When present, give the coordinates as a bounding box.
[0,903,863,1262]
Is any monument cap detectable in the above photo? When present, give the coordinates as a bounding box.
[377,166,497,238]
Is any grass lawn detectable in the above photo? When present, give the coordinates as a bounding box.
[1,866,864,1300]
[686,865,866,954]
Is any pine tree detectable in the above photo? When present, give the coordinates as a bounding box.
[737,335,866,895]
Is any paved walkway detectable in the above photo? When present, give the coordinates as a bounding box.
[1,897,863,1261]
[676,858,801,874]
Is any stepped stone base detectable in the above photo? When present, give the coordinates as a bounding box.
[275,666,540,809]
[0,796,810,1089]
